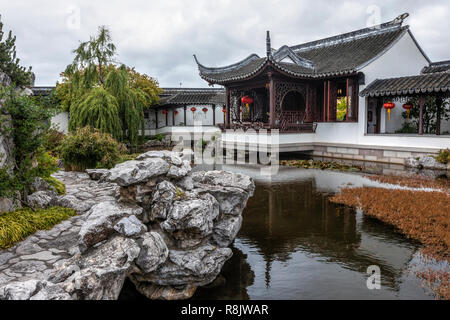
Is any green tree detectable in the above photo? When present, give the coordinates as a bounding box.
[57,26,161,145]
[401,97,450,134]
[0,15,32,87]
[0,88,57,203]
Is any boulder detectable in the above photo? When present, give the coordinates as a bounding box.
[167,160,192,179]
[78,202,143,251]
[136,232,168,273]
[31,177,56,193]
[114,215,147,238]
[86,169,110,181]
[53,236,140,300]
[27,190,58,209]
[212,215,243,248]
[136,244,232,287]
[404,157,420,168]
[192,170,255,196]
[129,282,197,300]
[419,156,447,170]
[148,181,177,222]
[160,193,219,239]
[107,158,170,186]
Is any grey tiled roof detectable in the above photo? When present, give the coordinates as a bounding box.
[158,88,225,106]
[421,60,450,74]
[195,17,414,84]
[360,73,450,97]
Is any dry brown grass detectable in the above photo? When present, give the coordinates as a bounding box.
[330,187,450,299]
[366,174,450,191]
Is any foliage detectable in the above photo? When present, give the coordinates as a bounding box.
[154,134,164,142]
[402,97,450,134]
[42,128,65,157]
[56,26,161,146]
[0,88,57,201]
[43,176,66,195]
[336,97,347,121]
[395,121,417,134]
[281,159,362,172]
[60,126,125,171]
[0,16,31,87]
[436,149,450,165]
[35,149,59,179]
[69,87,122,140]
[0,207,76,249]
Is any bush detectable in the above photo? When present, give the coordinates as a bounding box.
[42,128,65,157]
[0,207,76,249]
[436,149,450,164]
[36,149,59,178]
[60,126,125,171]
[396,122,418,134]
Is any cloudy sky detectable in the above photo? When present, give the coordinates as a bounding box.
[1,0,449,87]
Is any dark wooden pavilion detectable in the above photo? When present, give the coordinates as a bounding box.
[194,15,415,132]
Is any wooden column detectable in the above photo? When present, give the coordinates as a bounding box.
[418,96,426,135]
[269,73,276,129]
[165,111,168,127]
[183,105,187,125]
[172,107,176,126]
[346,78,350,121]
[436,97,442,135]
[212,104,216,126]
[323,81,327,122]
[155,109,159,129]
[225,88,231,126]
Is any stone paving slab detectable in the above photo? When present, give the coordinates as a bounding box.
[0,171,119,287]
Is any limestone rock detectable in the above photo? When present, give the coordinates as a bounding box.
[193,170,255,196]
[86,169,110,181]
[167,160,192,179]
[419,156,447,170]
[405,157,420,168]
[212,215,243,247]
[137,244,232,287]
[54,194,94,213]
[53,236,140,300]
[31,177,56,193]
[107,158,170,186]
[148,181,177,222]
[78,202,143,251]
[160,193,219,238]
[0,280,40,300]
[28,190,58,209]
[114,215,147,238]
[136,232,168,273]
[130,281,197,300]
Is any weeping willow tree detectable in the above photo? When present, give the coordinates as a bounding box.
[56,26,161,145]
[69,87,122,141]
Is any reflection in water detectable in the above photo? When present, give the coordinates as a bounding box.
[193,174,432,300]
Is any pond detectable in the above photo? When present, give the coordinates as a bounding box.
[121,164,435,300]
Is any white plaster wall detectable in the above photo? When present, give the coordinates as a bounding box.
[51,112,69,133]
[359,31,430,135]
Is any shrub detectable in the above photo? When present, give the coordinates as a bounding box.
[60,126,125,171]
[396,122,418,134]
[42,128,65,157]
[36,149,59,178]
[0,207,76,249]
[436,149,450,164]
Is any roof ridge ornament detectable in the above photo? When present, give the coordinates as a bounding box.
[266,31,272,57]
[392,13,409,26]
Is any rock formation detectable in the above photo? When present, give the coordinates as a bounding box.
[1,151,254,300]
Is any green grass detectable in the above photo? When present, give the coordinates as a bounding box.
[0,207,76,249]
[43,176,66,195]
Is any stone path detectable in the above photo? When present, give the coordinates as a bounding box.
[0,171,119,287]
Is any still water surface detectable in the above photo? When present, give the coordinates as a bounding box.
[192,165,432,300]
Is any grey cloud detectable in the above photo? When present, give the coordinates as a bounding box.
[1,0,448,87]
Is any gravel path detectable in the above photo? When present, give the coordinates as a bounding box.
[0,171,119,287]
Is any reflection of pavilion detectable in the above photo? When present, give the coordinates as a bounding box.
[239,179,418,290]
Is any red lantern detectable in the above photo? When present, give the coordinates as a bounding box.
[402,103,413,120]
[174,110,179,116]
[383,102,395,121]
[241,96,254,108]
[222,108,227,113]
[190,107,197,114]
[202,107,208,113]
[162,110,168,115]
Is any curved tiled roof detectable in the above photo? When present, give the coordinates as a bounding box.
[195,16,413,84]
[158,88,225,106]
[421,60,450,74]
[360,73,450,97]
